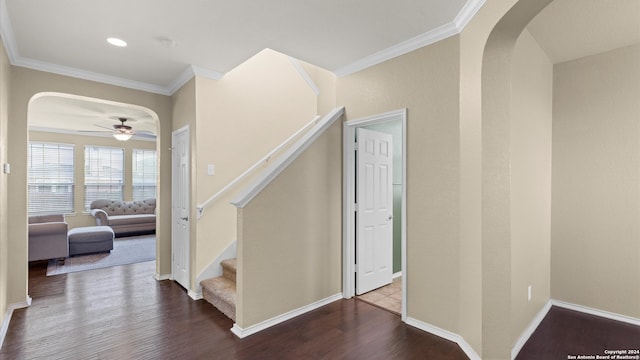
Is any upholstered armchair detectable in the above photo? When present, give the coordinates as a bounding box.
[28,214,69,261]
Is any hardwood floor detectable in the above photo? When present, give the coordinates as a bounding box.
[1,261,468,360]
[5,262,638,359]
[516,306,640,360]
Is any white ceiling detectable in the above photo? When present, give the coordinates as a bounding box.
[7,0,639,137]
[528,0,640,64]
[2,0,477,95]
[29,93,158,140]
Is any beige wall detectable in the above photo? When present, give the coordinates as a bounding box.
[192,49,330,287]
[236,119,342,327]
[28,131,155,230]
[338,36,462,331]
[551,44,640,318]
[510,29,552,345]
[0,37,10,327]
[8,67,172,303]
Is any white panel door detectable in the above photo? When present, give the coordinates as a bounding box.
[356,128,393,295]
[172,127,190,289]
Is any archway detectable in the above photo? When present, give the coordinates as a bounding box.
[480,0,553,358]
[26,92,161,295]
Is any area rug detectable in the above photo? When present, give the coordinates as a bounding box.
[47,235,156,276]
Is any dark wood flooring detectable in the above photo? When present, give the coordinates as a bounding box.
[4,262,638,360]
[1,261,468,360]
[516,306,640,360]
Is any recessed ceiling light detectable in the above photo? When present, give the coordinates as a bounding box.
[107,37,127,47]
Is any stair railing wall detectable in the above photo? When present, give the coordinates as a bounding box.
[196,114,321,219]
[232,106,345,207]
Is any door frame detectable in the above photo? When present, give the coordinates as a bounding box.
[171,125,190,289]
[343,109,407,321]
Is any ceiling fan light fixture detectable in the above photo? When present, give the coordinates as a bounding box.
[107,37,127,47]
[113,132,133,141]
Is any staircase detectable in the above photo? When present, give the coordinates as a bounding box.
[200,258,237,321]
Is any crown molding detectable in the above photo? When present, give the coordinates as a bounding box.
[454,0,486,30]
[191,64,224,80]
[334,0,486,77]
[289,57,320,95]
[0,0,18,64]
[333,22,458,77]
[166,65,224,95]
[14,56,172,95]
[0,0,223,97]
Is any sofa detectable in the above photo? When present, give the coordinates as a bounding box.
[28,214,69,261]
[90,198,156,237]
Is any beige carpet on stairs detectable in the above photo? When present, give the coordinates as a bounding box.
[201,258,237,321]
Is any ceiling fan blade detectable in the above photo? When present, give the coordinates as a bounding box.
[78,129,111,133]
[93,124,115,131]
[134,132,156,139]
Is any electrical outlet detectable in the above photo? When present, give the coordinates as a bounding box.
[528,285,532,301]
[207,164,215,176]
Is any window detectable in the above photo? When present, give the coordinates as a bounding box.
[84,146,124,210]
[132,149,157,201]
[28,142,75,215]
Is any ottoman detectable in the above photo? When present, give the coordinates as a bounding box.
[68,226,114,256]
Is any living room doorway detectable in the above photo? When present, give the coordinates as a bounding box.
[26,92,160,296]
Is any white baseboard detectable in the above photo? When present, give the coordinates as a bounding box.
[154,273,172,281]
[405,317,481,360]
[551,299,640,327]
[392,271,402,279]
[188,290,203,300]
[511,300,552,359]
[0,297,32,349]
[231,293,343,338]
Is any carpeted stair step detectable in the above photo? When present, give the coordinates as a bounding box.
[201,276,236,321]
[221,258,236,283]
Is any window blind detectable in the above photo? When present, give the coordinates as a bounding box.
[84,146,124,210]
[28,142,75,215]
[132,149,157,201]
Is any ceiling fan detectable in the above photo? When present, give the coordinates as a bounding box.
[111,117,135,141]
[81,117,156,141]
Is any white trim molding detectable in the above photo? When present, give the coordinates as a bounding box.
[154,273,172,281]
[289,57,320,95]
[454,0,487,30]
[334,0,486,77]
[0,297,32,349]
[511,300,552,359]
[230,293,343,338]
[188,290,203,301]
[551,299,640,327]
[334,22,458,77]
[167,65,224,95]
[405,317,481,360]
